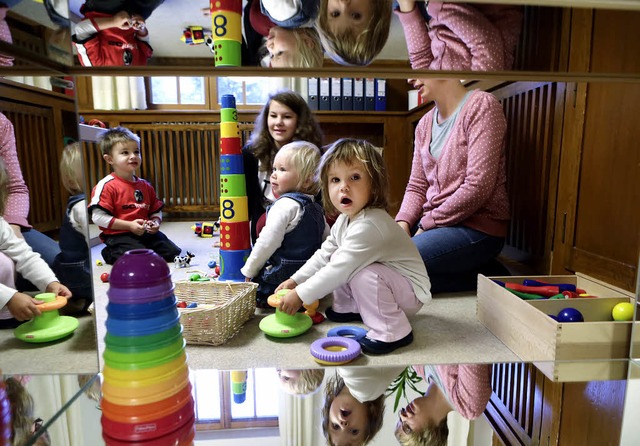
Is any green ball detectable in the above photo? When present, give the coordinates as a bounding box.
[189,273,201,281]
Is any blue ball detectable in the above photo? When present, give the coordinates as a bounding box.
[208,260,217,268]
[557,307,584,323]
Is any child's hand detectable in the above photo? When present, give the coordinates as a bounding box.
[130,14,146,31]
[278,289,303,315]
[397,0,416,12]
[113,11,133,30]
[6,292,41,321]
[130,219,146,236]
[276,278,297,292]
[46,281,72,298]
[144,219,160,234]
[244,277,252,283]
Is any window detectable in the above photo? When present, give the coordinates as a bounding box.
[193,368,279,431]
[149,76,207,108]
[217,77,287,106]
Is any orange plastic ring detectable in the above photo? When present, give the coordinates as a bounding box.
[35,295,67,312]
[267,289,290,308]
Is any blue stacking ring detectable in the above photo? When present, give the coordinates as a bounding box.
[327,326,368,341]
[106,308,181,337]
[107,295,177,319]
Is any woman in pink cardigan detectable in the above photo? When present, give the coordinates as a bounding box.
[394,364,493,445]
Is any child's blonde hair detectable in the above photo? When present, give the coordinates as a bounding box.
[395,417,449,446]
[277,369,325,395]
[60,142,84,194]
[261,27,324,68]
[318,138,389,215]
[3,376,52,446]
[0,157,7,215]
[98,126,140,156]
[315,0,392,66]
[277,141,322,195]
[321,373,385,445]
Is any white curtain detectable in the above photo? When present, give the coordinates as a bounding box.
[278,387,324,446]
[92,76,146,110]
[26,375,86,446]
[3,76,52,90]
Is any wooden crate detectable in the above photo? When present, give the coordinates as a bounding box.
[477,274,635,382]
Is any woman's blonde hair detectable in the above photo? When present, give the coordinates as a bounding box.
[316,0,392,66]
[277,369,325,395]
[394,417,448,446]
[0,158,8,215]
[60,142,84,194]
[321,373,385,445]
[318,138,389,216]
[277,141,322,195]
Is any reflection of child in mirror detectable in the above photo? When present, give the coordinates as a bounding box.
[51,142,93,314]
[1,375,52,446]
[315,0,393,66]
[0,158,73,328]
[277,368,325,395]
[246,0,323,68]
[322,367,404,445]
[72,0,165,66]
[395,0,523,71]
[240,141,328,309]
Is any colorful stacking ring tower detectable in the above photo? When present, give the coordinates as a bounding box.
[230,370,248,404]
[210,0,242,67]
[100,249,195,446]
[219,94,251,281]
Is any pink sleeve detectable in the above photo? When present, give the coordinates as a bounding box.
[436,364,492,419]
[476,4,523,70]
[395,113,433,225]
[428,1,504,71]
[0,113,31,228]
[394,6,433,70]
[421,93,506,230]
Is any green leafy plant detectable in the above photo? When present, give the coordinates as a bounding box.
[385,366,425,412]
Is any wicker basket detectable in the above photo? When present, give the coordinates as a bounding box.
[174,279,257,346]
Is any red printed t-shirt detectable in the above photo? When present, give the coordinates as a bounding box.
[89,173,163,237]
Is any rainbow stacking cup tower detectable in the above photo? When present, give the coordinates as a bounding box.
[100,249,195,446]
[210,0,242,67]
[219,94,251,281]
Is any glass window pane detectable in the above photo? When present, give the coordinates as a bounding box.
[193,369,221,421]
[218,77,244,104]
[179,76,205,104]
[151,77,178,104]
[255,368,279,417]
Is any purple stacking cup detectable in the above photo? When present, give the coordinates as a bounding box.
[107,249,175,304]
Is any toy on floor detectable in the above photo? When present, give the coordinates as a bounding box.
[310,337,361,366]
[14,293,79,343]
[209,0,242,67]
[180,26,209,45]
[174,251,195,269]
[303,300,325,325]
[218,94,251,281]
[101,272,110,283]
[327,326,368,341]
[259,290,312,338]
[192,221,220,237]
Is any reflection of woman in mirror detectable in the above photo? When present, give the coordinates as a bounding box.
[277,368,325,395]
[316,0,392,66]
[322,367,404,445]
[243,90,323,244]
[246,0,323,67]
[395,364,492,446]
[72,0,165,66]
[0,1,15,66]
[395,77,509,293]
[395,1,523,71]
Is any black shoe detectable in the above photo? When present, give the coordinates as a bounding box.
[256,295,272,310]
[359,332,414,355]
[325,306,363,323]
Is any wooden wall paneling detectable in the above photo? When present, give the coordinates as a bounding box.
[538,372,562,446]
[513,7,565,72]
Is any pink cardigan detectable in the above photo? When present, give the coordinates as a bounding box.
[415,364,492,419]
[395,1,523,71]
[395,90,510,237]
[0,113,31,228]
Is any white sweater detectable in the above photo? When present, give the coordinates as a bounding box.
[0,217,58,308]
[292,208,432,305]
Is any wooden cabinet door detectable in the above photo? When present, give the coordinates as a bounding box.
[551,9,640,292]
